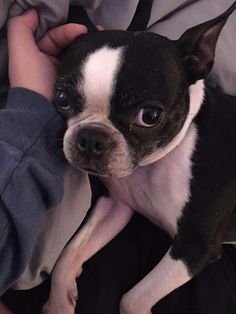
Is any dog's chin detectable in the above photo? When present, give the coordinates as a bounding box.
[68,161,135,178]
[64,148,136,178]
[79,166,110,177]
[79,165,135,178]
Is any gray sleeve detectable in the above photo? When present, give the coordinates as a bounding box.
[0,88,66,295]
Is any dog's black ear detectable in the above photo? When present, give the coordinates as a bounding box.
[178,2,235,83]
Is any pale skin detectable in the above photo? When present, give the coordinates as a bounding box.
[0,9,88,313]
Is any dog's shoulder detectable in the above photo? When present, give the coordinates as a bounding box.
[178,87,236,249]
[195,86,236,139]
[192,85,236,192]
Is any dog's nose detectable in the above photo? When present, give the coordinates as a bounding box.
[76,127,114,158]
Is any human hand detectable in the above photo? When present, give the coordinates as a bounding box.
[7,9,87,101]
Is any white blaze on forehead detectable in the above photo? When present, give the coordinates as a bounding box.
[80,45,124,116]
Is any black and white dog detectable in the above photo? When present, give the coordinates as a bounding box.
[43,3,236,314]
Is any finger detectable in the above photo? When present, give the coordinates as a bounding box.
[38,23,87,57]
[96,25,104,31]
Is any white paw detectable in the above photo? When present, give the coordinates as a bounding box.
[42,280,78,314]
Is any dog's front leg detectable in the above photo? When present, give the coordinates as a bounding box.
[42,196,133,314]
[120,234,221,314]
[120,248,191,314]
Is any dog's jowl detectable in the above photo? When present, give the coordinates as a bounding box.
[43,3,236,314]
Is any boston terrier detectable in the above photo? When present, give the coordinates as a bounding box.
[43,3,236,314]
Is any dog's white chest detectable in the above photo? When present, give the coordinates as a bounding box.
[104,124,197,237]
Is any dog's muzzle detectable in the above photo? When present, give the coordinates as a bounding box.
[64,120,134,177]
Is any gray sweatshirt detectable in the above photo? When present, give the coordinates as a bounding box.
[0,88,91,295]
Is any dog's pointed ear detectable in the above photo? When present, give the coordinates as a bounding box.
[178,2,235,83]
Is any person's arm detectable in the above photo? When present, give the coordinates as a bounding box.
[0,87,63,296]
[0,9,87,296]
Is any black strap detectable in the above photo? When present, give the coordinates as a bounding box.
[68,0,200,33]
[68,6,98,32]
[68,1,154,33]
[127,0,154,31]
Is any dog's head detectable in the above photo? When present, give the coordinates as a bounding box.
[54,3,235,177]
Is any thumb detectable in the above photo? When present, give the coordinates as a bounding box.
[38,23,87,57]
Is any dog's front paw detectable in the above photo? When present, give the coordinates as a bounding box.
[41,279,78,314]
[120,292,152,314]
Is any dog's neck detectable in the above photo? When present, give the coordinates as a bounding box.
[139,80,205,166]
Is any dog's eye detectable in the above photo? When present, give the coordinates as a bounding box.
[55,90,70,110]
[134,106,164,127]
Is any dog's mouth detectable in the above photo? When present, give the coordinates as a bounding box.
[63,127,136,178]
[74,160,136,178]
[80,166,110,177]
[65,142,138,178]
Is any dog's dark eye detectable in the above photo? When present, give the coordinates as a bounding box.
[55,90,70,110]
[134,106,164,127]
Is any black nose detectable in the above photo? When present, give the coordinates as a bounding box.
[76,127,114,158]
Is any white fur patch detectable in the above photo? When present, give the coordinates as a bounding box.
[121,250,190,311]
[140,79,204,165]
[79,45,124,117]
[138,250,190,303]
[105,123,198,236]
